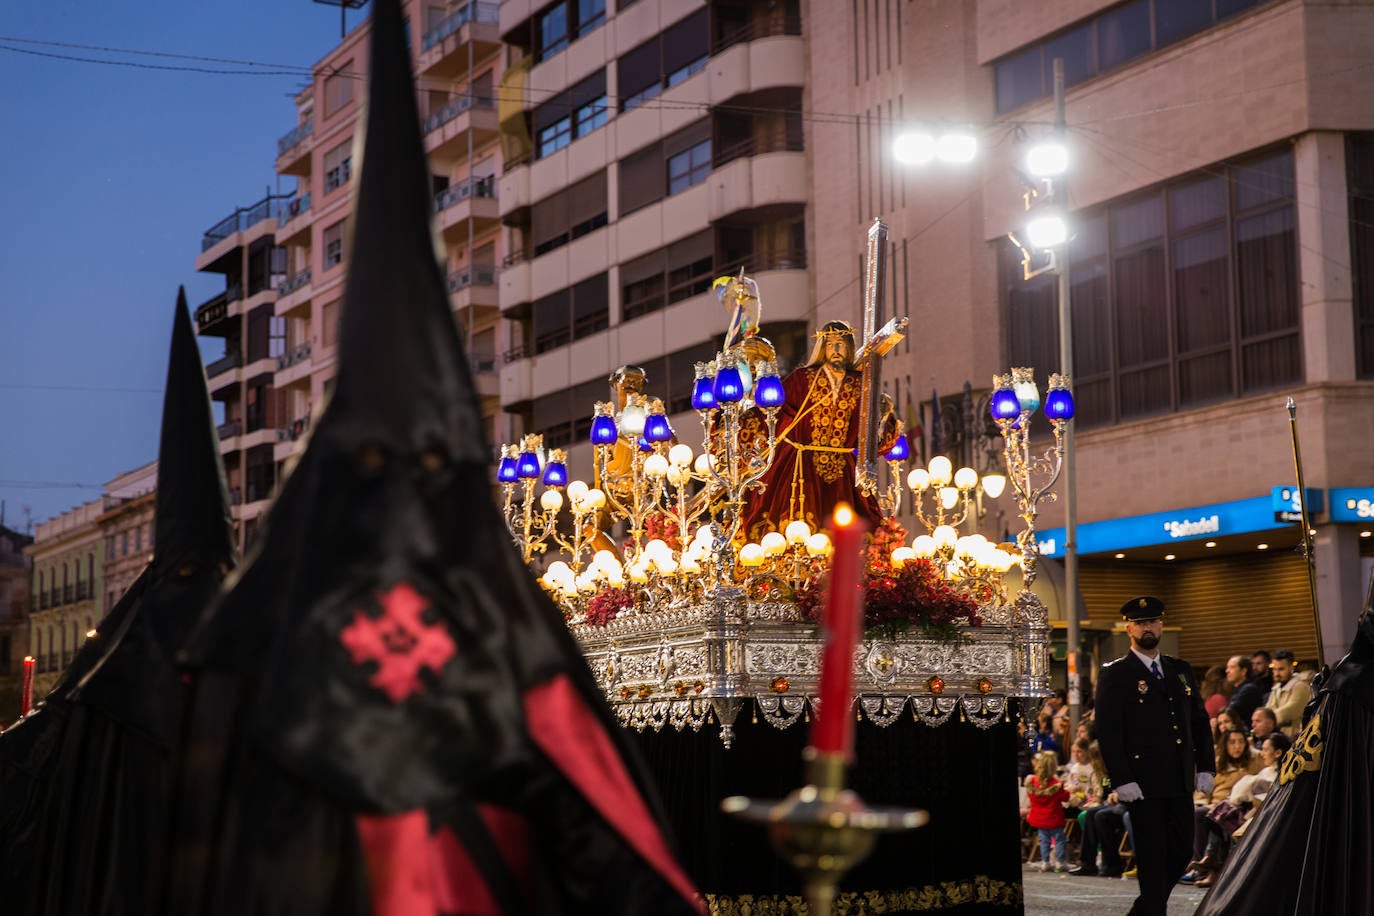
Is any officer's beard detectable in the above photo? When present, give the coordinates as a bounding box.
[1135,631,1160,651]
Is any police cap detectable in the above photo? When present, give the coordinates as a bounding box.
[1120,595,1165,622]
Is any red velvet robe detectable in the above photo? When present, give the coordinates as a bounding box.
[739,365,884,541]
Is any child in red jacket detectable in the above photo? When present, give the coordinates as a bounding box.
[1026,750,1071,871]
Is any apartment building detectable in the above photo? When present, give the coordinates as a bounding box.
[0,523,33,721]
[99,462,157,617]
[803,0,1374,665]
[24,499,103,696]
[193,0,509,549]
[494,0,809,482]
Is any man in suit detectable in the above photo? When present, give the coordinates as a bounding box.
[1094,596,1214,916]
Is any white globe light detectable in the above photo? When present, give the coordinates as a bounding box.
[980,473,1007,499]
[643,454,669,478]
[933,524,958,549]
[928,456,953,487]
[585,488,606,508]
[1025,140,1069,177]
[891,546,915,567]
[592,549,620,571]
[693,452,716,475]
[645,538,671,560]
[954,466,978,490]
[805,532,832,557]
[669,443,694,467]
[911,535,937,558]
[738,543,766,567]
[540,488,564,512]
[935,131,978,164]
[893,130,935,165]
[939,487,960,510]
[619,403,647,436]
[760,531,788,556]
[907,468,931,491]
[566,479,589,501]
[1026,213,1069,249]
[785,520,812,544]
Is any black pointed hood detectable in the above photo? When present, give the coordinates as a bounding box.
[172,2,699,912]
[329,0,485,462]
[153,287,236,572]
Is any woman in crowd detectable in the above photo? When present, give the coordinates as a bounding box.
[1182,727,1261,887]
[1202,664,1231,720]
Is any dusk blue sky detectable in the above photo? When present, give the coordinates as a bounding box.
[1,2,364,530]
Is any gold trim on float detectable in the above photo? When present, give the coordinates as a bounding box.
[705,876,1023,913]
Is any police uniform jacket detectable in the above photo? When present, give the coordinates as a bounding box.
[1094,652,1213,798]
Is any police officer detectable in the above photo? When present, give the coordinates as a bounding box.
[1093,596,1214,916]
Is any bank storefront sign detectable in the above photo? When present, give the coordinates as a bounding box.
[1037,494,1288,559]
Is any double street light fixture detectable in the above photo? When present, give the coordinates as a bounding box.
[892,126,979,166]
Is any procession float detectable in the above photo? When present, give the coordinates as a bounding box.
[495,222,1078,914]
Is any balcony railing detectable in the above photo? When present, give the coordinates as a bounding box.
[713,131,805,169]
[713,11,803,55]
[716,247,808,276]
[277,118,314,156]
[503,342,529,363]
[201,193,291,252]
[469,353,498,373]
[276,341,313,371]
[206,351,243,378]
[277,267,313,296]
[218,420,242,441]
[421,1,499,51]
[226,282,245,303]
[448,265,497,292]
[434,175,496,213]
[423,94,496,135]
[195,292,229,330]
[277,192,312,227]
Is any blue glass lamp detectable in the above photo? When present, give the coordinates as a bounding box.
[643,411,674,443]
[884,434,910,462]
[691,374,718,410]
[755,372,785,408]
[542,458,568,487]
[713,365,746,403]
[589,405,618,445]
[496,451,519,483]
[990,386,1021,421]
[1044,387,1075,421]
[515,449,542,479]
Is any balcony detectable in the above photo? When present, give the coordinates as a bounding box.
[276,341,313,371]
[277,267,313,297]
[424,97,500,162]
[198,193,290,264]
[206,351,243,378]
[707,150,807,222]
[217,420,242,442]
[435,176,500,243]
[276,118,314,176]
[195,290,237,336]
[470,354,500,399]
[276,192,312,244]
[275,342,313,389]
[418,2,501,79]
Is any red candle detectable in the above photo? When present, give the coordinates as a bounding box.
[811,503,868,759]
[20,655,35,717]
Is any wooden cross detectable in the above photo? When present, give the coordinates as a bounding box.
[854,219,909,496]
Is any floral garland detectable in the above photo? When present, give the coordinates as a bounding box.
[586,587,634,626]
[796,518,982,642]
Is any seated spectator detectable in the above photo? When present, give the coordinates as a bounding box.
[1250,649,1274,700]
[1213,706,1244,743]
[1225,655,1264,723]
[1249,707,1279,752]
[1183,728,1260,887]
[1070,741,1132,878]
[1231,732,1293,811]
[1264,648,1311,736]
[1025,751,1071,871]
[1075,718,1096,745]
[1028,711,1060,757]
[1061,737,1098,815]
[1201,664,1231,720]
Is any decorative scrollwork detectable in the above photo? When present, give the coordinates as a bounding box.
[757,695,809,730]
[912,695,959,727]
[960,695,1007,730]
[860,694,908,727]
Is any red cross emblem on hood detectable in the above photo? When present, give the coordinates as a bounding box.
[340,582,456,702]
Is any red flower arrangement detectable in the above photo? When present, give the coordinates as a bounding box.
[795,522,982,642]
[585,587,635,627]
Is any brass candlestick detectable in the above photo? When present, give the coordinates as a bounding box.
[721,749,927,916]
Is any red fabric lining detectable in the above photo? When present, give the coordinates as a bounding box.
[524,674,703,912]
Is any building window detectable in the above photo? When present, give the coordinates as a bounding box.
[621,231,715,321]
[323,220,346,268]
[530,170,608,257]
[535,0,605,62]
[322,300,340,349]
[533,71,608,159]
[323,139,353,193]
[994,0,1264,114]
[619,119,712,216]
[532,273,609,354]
[1349,134,1374,377]
[668,138,712,195]
[323,60,355,117]
[618,10,709,111]
[1004,147,1299,426]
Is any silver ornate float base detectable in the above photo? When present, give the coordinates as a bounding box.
[571,590,1051,747]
